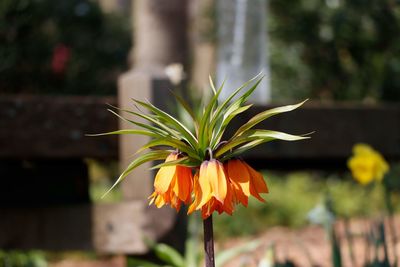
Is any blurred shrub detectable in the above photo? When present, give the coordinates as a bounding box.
[0,250,47,267]
[269,0,400,102]
[214,171,398,239]
[0,0,131,95]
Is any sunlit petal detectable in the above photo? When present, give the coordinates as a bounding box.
[154,153,179,193]
[208,160,227,203]
[225,159,251,196]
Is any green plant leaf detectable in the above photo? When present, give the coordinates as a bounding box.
[116,107,183,140]
[102,150,172,198]
[211,104,253,149]
[198,80,224,152]
[170,90,198,130]
[107,109,169,137]
[153,243,185,267]
[127,258,163,267]
[136,138,200,160]
[209,75,217,95]
[209,76,262,148]
[132,99,198,147]
[210,74,262,133]
[221,139,265,161]
[233,100,308,138]
[150,156,200,170]
[216,130,309,158]
[86,129,159,138]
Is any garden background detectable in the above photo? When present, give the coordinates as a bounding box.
[1,0,400,266]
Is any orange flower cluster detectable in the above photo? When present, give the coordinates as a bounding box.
[149,152,269,219]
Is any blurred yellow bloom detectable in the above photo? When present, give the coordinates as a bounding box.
[347,144,389,185]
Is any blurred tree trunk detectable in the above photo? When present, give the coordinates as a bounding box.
[132,0,188,69]
[189,0,216,91]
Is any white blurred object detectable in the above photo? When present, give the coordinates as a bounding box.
[307,203,335,227]
[165,63,185,85]
[258,244,274,267]
[217,0,270,103]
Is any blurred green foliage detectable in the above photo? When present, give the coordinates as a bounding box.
[0,251,47,267]
[269,0,400,101]
[0,0,130,95]
[214,172,399,239]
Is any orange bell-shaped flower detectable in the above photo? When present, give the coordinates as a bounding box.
[225,159,268,204]
[188,159,230,218]
[149,152,193,211]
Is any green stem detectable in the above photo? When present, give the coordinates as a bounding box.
[384,187,398,265]
[203,215,215,267]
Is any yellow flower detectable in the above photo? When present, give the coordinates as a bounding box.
[149,152,193,211]
[347,144,389,185]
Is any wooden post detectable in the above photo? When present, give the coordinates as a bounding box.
[117,0,189,252]
[119,0,188,201]
[132,0,188,69]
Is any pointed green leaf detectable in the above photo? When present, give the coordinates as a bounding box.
[153,243,185,267]
[132,99,198,148]
[170,90,197,124]
[221,139,265,161]
[137,138,201,160]
[198,80,225,151]
[216,130,309,158]
[102,150,172,198]
[150,156,200,170]
[211,104,253,149]
[107,109,169,137]
[209,75,217,95]
[86,129,159,138]
[210,75,262,133]
[233,100,308,138]
[119,108,183,140]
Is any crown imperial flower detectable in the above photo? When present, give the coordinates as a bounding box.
[94,75,309,218]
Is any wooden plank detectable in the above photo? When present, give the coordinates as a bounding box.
[0,201,176,253]
[0,95,118,159]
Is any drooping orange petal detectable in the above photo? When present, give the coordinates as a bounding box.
[173,166,193,203]
[208,160,227,203]
[201,197,218,219]
[245,162,268,202]
[196,161,212,209]
[188,172,201,214]
[246,163,268,193]
[225,159,251,196]
[154,153,179,193]
[169,193,182,212]
[230,180,248,206]
[221,181,234,214]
